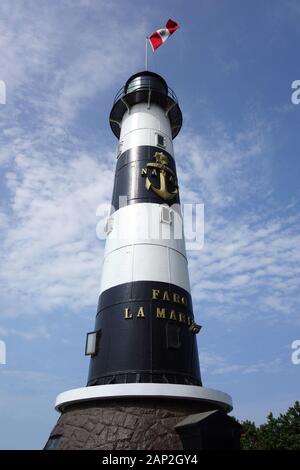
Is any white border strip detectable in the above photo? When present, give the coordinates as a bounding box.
[55,383,233,413]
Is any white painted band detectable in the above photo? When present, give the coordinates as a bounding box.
[119,128,174,156]
[120,103,174,155]
[105,203,187,258]
[55,383,233,413]
[100,243,191,294]
[120,103,172,140]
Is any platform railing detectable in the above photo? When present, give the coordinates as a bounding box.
[113,79,179,106]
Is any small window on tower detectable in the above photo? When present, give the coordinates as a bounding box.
[105,216,114,235]
[160,205,172,224]
[156,133,166,148]
[117,141,123,158]
[85,330,101,356]
[166,323,181,349]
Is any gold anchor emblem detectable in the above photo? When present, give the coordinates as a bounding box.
[141,152,178,201]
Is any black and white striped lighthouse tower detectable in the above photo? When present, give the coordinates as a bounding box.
[45,71,237,450]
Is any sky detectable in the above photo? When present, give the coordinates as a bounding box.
[0,0,299,449]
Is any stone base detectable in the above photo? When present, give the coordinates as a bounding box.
[46,398,220,450]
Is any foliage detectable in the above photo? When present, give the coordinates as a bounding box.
[240,401,300,450]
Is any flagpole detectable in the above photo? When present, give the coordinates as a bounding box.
[145,36,148,70]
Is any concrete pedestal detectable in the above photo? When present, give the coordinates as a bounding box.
[45,384,232,450]
[46,398,222,450]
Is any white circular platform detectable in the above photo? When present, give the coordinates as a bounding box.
[55,383,233,413]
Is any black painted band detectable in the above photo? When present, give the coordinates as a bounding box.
[97,281,193,314]
[116,145,176,170]
[87,281,202,387]
[111,146,180,211]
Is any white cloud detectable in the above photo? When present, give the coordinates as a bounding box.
[188,210,300,322]
[0,137,115,317]
[0,368,58,386]
[200,350,283,376]
[0,0,148,168]
[0,325,50,341]
[53,23,146,124]
[176,123,270,208]
[172,126,300,323]
[0,0,150,318]
[0,1,145,95]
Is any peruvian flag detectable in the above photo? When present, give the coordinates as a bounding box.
[149,19,180,51]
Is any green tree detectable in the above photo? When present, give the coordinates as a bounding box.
[240,420,259,450]
[241,401,300,450]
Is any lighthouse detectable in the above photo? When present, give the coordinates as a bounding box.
[45,71,238,450]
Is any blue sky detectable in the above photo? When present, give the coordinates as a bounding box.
[0,0,299,449]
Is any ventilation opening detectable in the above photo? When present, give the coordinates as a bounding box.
[166,323,181,349]
[156,133,166,148]
[116,140,123,158]
[160,205,172,224]
[104,216,114,235]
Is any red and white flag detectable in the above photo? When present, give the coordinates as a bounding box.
[148,19,180,51]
